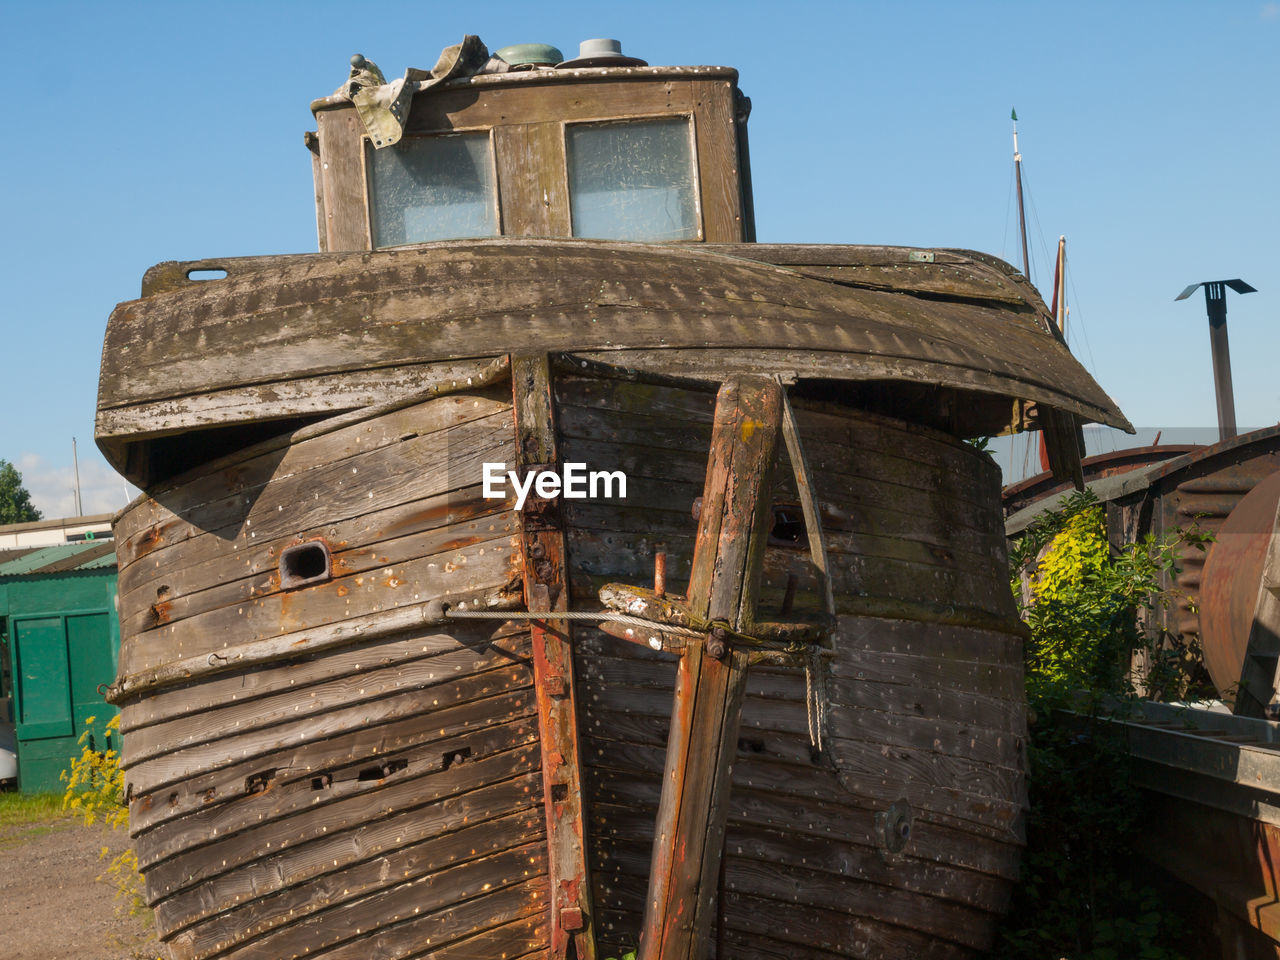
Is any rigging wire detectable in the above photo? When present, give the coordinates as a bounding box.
[1063,257,1117,454]
[1004,129,1125,466]
[1020,163,1056,291]
[1002,162,1016,266]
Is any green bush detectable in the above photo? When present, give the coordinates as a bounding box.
[995,490,1211,960]
[62,715,150,921]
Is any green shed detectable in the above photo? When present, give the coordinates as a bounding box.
[0,542,119,793]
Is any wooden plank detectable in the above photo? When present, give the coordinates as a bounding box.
[316,106,370,252]
[720,890,967,959]
[691,79,744,242]
[306,130,327,253]
[268,877,548,960]
[555,434,710,487]
[164,842,547,960]
[118,531,521,680]
[158,805,544,944]
[115,479,511,616]
[588,780,1023,882]
[556,375,717,424]
[414,914,549,960]
[716,926,852,960]
[120,506,518,638]
[721,823,1011,912]
[583,682,1023,785]
[511,353,596,960]
[640,377,782,960]
[113,383,511,550]
[117,619,529,732]
[96,241,1129,433]
[729,745,1025,845]
[144,766,542,908]
[114,398,513,566]
[129,688,536,838]
[404,77,698,134]
[699,243,1032,306]
[495,122,571,238]
[122,637,531,767]
[164,810,546,955]
[722,857,991,950]
[140,736,541,896]
[96,359,505,446]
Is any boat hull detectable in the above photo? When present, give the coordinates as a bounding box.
[111,368,1025,959]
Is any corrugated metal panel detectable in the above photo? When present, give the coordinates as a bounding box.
[1002,445,1200,517]
[0,548,40,567]
[0,541,117,578]
[1004,458,1173,536]
[76,548,119,571]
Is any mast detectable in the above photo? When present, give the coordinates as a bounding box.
[1050,235,1066,336]
[1012,108,1031,281]
[1038,237,1067,473]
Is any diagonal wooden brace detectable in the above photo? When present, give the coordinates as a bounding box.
[512,353,596,960]
[639,377,783,960]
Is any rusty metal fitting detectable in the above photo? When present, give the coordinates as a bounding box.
[544,675,569,698]
[654,543,667,598]
[707,626,728,660]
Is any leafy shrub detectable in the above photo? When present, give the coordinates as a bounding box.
[995,490,1211,959]
[62,714,149,920]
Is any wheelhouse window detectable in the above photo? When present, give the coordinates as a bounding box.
[368,132,498,247]
[567,117,699,242]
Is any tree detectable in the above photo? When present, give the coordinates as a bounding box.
[0,459,42,524]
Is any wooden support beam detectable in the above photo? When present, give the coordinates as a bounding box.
[511,353,596,960]
[639,377,783,960]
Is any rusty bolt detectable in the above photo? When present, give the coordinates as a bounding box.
[544,675,568,698]
[530,542,546,559]
[560,905,585,931]
[707,626,728,660]
[653,543,667,598]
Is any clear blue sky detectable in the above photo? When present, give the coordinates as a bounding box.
[2,0,1276,516]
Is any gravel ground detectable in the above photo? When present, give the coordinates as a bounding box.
[0,814,159,960]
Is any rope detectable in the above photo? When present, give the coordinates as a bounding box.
[804,645,829,752]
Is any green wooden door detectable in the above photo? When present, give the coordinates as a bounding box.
[11,612,118,792]
[12,617,73,741]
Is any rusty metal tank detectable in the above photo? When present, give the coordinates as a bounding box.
[1199,468,1280,698]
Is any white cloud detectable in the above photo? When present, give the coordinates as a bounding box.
[15,451,139,519]
[1264,2,1280,18]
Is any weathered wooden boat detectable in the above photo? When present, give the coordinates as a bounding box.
[96,37,1130,960]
